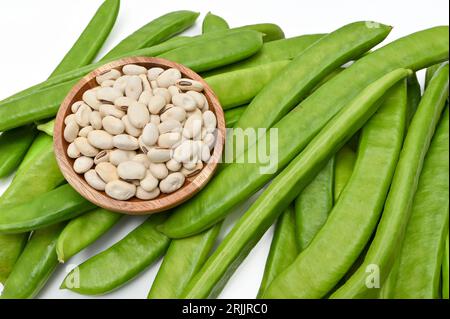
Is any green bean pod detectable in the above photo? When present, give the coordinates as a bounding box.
[205,60,290,110]
[295,158,334,251]
[443,234,449,299]
[332,63,449,299]
[203,34,325,77]
[406,73,422,127]
[257,207,298,297]
[387,107,449,299]
[0,184,95,234]
[159,30,263,73]
[0,224,64,299]
[0,125,37,177]
[148,224,221,299]
[333,146,356,201]
[234,23,285,42]
[159,26,448,239]
[102,10,199,60]
[0,234,27,284]
[56,208,122,263]
[224,105,246,127]
[61,215,169,295]
[425,63,442,88]
[182,69,411,298]
[264,80,408,298]
[37,119,55,136]
[50,0,120,75]
[202,12,229,33]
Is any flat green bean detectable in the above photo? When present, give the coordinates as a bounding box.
[333,146,356,201]
[102,10,199,60]
[257,206,298,297]
[205,60,290,110]
[0,234,27,284]
[159,26,448,239]
[148,224,221,299]
[224,105,246,127]
[387,107,449,299]
[443,234,449,299]
[0,184,95,234]
[182,69,411,298]
[0,125,37,177]
[234,23,285,42]
[295,158,334,251]
[56,208,122,263]
[202,12,229,33]
[332,63,449,299]
[406,73,422,127]
[62,215,169,295]
[0,224,64,299]
[425,63,441,88]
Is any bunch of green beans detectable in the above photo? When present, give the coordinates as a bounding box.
[0,3,448,300]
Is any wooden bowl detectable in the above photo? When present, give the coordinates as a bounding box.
[54,57,225,215]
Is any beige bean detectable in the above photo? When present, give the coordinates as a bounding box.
[166,158,182,172]
[158,119,182,134]
[84,169,106,191]
[147,67,164,81]
[96,162,119,183]
[161,104,174,114]
[99,104,125,119]
[97,87,122,103]
[139,136,150,154]
[200,142,211,162]
[157,68,181,88]
[180,161,203,177]
[114,96,135,111]
[186,108,202,119]
[123,64,147,75]
[117,161,146,180]
[82,89,101,110]
[141,123,159,146]
[74,137,99,157]
[183,161,197,170]
[173,140,197,163]
[140,171,158,191]
[158,132,181,148]
[150,80,158,89]
[168,85,181,97]
[203,110,217,133]
[139,74,152,92]
[136,186,160,200]
[149,163,168,179]
[138,90,153,105]
[113,75,131,94]
[71,101,85,113]
[153,88,171,104]
[160,106,186,122]
[101,80,115,87]
[109,149,136,166]
[147,147,172,163]
[94,150,110,165]
[183,114,203,139]
[64,121,79,143]
[101,116,123,135]
[148,95,166,115]
[133,154,150,169]
[150,115,160,126]
[105,180,136,200]
[186,91,205,109]
[125,75,142,100]
[65,114,77,125]
[75,104,92,127]
[78,125,94,138]
[159,172,185,194]
[96,69,121,85]
[172,93,197,111]
[122,115,142,137]
[204,132,216,150]
[113,134,139,151]
[128,102,150,129]
[87,130,114,150]
[176,78,204,92]
[67,142,81,159]
[89,111,103,130]
[73,156,94,174]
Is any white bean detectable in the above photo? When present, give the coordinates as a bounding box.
[138,90,152,105]
[122,115,142,137]
[136,186,160,200]
[159,172,185,193]
[96,69,121,85]
[147,147,172,163]
[75,103,92,127]
[125,75,142,100]
[166,158,182,172]
[82,89,101,110]
[173,140,196,163]
[64,121,79,142]
[99,104,125,118]
[140,171,158,191]
[109,149,136,166]
[117,161,146,180]
[158,132,181,148]
[149,163,168,179]
[95,162,119,183]
[87,130,114,149]
[180,161,203,177]
[160,106,186,122]
[168,85,181,97]
[156,68,181,88]
[123,64,147,75]
[89,111,103,130]
[84,169,106,191]
[147,67,164,81]
[128,102,149,128]
[65,114,77,125]
[203,110,217,133]
[71,101,85,113]
[133,154,150,169]
[186,91,205,109]
[113,134,139,151]
[100,79,115,87]
[183,114,202,139]
[114,96,135,111]
[172,93,197,111]
[73,156,94,174]
[102,116,125,135]
[113,75,131,94]
[153,88,171,104]
[150,115,160,126]
[105,180,136,200]
[204,132,216,150]
[148,95,166,115]
[141,123,159,146]
[97,87,123,103]
[139,74,152,92]
[78,125,94,138]
[74,137,99,157]
[176,78,204,92]
[158,119,182,134]
[67,142,81,159]
[93,150,110,165]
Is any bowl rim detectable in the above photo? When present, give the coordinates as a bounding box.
[54,56,225,215]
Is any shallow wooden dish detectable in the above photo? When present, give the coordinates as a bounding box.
[54,57,225,215]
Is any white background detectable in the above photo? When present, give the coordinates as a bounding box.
[0,0,448,299]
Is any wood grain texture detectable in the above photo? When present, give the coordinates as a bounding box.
[54,57,225,215]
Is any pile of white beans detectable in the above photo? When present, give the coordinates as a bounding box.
[63,64,217,201]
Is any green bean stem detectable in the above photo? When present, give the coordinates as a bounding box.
[202,12,229,33]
